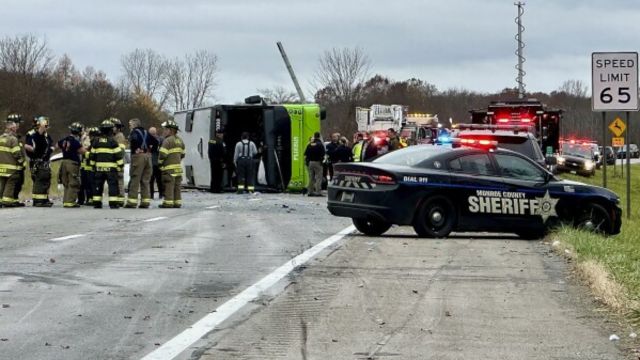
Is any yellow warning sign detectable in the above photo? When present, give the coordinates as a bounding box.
[609,118,626,137]
[612,137,625,147]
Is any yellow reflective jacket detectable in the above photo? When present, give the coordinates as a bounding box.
[159,135,185,176]
[0,133,24,177]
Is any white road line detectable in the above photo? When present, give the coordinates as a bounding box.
[206,205,220,209]
[140,225,356,360]
[49,234,85,242]
[143,216,168,223]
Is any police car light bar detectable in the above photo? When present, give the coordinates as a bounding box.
[453,138,498,150]
[456,123,534,134]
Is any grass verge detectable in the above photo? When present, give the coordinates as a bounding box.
[554,165,640,325]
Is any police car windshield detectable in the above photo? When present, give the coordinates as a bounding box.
[373,145,445,166]
[459,134,535,158]
[562,144,592,158]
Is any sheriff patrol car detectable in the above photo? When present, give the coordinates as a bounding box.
[327,143,622,238]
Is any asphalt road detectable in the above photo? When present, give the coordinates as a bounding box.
[0,192,350,360]
[0,192,629,359]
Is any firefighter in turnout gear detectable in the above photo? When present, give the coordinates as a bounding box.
[7,114,25,205]
[0,115,25,207]
[111,117,127,207]
[233,132,258,194]
[25,116,54,207]
[91,119,124,209]
[57,122,86,208]
[80,127,100,205]
[158,120,185,208]
[125,118,155,208]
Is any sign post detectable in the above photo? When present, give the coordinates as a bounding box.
[592,52,639,219]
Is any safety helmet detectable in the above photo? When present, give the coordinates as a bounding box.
[89,127,101,137]
[99,119,115,130]
[69,122,84,134]
[161,120,180,131]
[35,116,50,127]
[6,113,22,124]
[109,117,123,129]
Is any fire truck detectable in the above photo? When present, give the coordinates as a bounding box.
[356,105,444,147]
[469,99,563,156]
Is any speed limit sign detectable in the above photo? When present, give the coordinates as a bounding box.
[592,52,639,111]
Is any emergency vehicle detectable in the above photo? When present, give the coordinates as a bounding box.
[469,99,562,156]
[327,141,622,238]
[175,96,324,192]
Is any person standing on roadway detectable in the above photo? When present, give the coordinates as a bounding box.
[335,137,353,163]
[25,116,55,207]
[111,118,127,208]
[387,128,402,151]
[90,119,124,209]
[233,132,257,194]
[80,127,100,206]
[352,132,365,162]
[57,122,86,208]
[304,132,325,197]
[208,132,226,193]
[125,118,155,208]
[0,116,25,207]
[158,120,185,208]
[362,133,379,161]
[148,126,164,199]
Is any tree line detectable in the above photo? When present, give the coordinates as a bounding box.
[1,34,637,146]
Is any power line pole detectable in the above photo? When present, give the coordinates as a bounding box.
[276,41,306,103]
[515,2,526,99]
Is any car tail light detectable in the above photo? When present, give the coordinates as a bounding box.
[497,118,510,123]
[520,118,532,123]
[372,174,396,184]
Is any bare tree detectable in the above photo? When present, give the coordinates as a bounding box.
[0,34,54,75]
[558,79,588,98]
[165,50,218,111]
[313,47,371,104]
[121,49,169,109]
[257,86,298,104]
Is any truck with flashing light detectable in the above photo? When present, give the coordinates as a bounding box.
[469,98,563,156]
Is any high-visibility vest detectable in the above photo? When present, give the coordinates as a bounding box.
[352,141,364,162]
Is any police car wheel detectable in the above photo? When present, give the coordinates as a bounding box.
[575,203,611,234]
[413,196,456,238]
[352,218,392,236]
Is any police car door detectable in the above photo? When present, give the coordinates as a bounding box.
[491,152,555,228]
[447,152,508,231]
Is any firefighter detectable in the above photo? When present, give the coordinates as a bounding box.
[158,120,185,208]
[25,116,54,207]
[111,117,127,207]
[0,115,25,207]
[208,132,226,193]
[125,118,155,208]
[233,132,257,194]
[80,127,100,205]
[7,114,25,205]
[90,119,124,209]
[57,122,86,208]
[352,132,365,162]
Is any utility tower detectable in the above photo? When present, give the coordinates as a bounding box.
[514,2,526,99]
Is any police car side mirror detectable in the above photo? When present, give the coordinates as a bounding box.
[545,156,557,166]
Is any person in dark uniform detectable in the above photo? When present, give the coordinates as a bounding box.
[148,126,163,199]
[233,132,257,194]
[208,132,226,193]
[57,122,86,208]
[25,116,55,207]
[304,132,326,196]
[335,137,353,163]
[324,132,340,180]
[90,119,124,209]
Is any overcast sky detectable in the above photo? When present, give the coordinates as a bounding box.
[3,0,640,104]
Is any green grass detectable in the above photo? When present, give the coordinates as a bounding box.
[557,165,640,319]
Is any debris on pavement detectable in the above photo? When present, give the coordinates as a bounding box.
[630,332,637,338]
[49,258,55,263]
[609,334,620,341]
[445,311,452,317]
[2,304,9,308]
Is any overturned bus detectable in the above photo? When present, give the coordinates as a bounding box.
[174,96,324,192]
